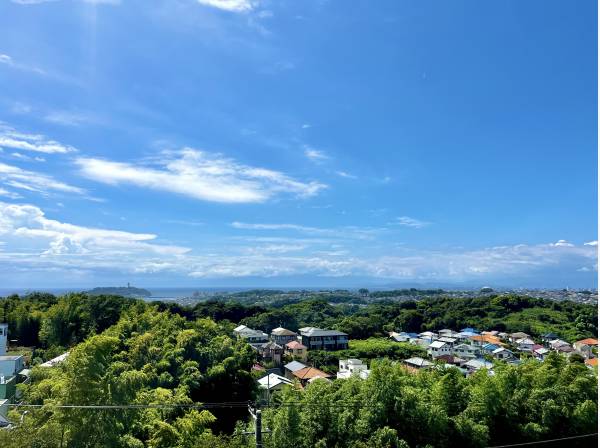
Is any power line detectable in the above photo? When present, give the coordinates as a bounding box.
[7,402,250,410]
[486,433,598,448]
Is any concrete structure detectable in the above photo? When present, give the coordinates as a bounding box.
[337,359,370,379]
[0,355,24,377]
[0,324,7,356]
[428,341,451,358]
[0,375,16,401]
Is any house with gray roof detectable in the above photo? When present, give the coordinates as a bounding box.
[299,327,349,351]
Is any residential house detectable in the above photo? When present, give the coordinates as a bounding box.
[433,354,465,366]
[541,332,559,345]
[509,332,530,343]
[584,358,597,370]
[549,339,571,351]
[492,347,516,361]
[470,334,502,347]
[0,375,16,401]
[299,327,349,351]
[573,338,598,359]
[337,359,370,380]
[464,359,494,374]
[403,357,434,372]
[482,343,500,354]
[534,347,550,361]
[515,338,536,352]
[0,355,24,378]
[233,325,268,344]
[428,341,452,358]
[453,343,480,359]
[292,366,332,387]
[389,331,412,343]
[285,340,308,362]
[284,360,307,380]
[270,327,298,346]
[419,331,437,342]
[257,373,292,401]
[257,341,284,366]
[438,336,458,347]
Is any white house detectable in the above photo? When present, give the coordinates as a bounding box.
[257,373,292,400]
[452,343,479,359]
[337,359,370,379]
[534,347,550,361]
[0,355,24,377]
[464,359,494,374]
[428,341,452,358]
[492,347,516,361]
[233,325,268,343]
[515,338,535,352]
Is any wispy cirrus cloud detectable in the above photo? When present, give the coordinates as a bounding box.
[336,170,357,179]
[0,124,78,154]
[0,53,46,75]
[76,148,326,203]
[394,216,430,229]
[196,0,257,13]
[304,145,329,163]
[230,221,382,240]
[0,162,85,196]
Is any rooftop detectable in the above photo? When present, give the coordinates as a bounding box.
[293,366,332,380]
[271,327,297,336]
[299,327,348,337]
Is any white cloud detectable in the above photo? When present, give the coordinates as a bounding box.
[584,240,598,246]
[76,148,326,203]
[196,0,257,12]
[0,201,188,263]
[394,216,430,229]
[0,187,22,199]
[301,124,312,129]
[0,162,85,196]
[304,146,329,163]
[552,239,574,247]
[336,171,357,179]
[230,221,382,240]
[0,124,78,154]
[0,53,46,75]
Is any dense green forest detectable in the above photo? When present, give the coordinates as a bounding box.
[0,291,597,447]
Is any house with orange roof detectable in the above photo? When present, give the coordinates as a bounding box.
[573,338,598,359]
[584,358,598,369]
[285,340,308,362]
[292,366,332,387]
[469,334,504,347]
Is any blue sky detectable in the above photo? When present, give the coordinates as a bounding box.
[0,0,597,289]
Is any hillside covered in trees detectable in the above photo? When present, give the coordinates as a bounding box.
[0,291,597,447]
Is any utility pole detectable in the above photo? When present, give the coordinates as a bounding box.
[255,409,262,448]
[246,403,270,448]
